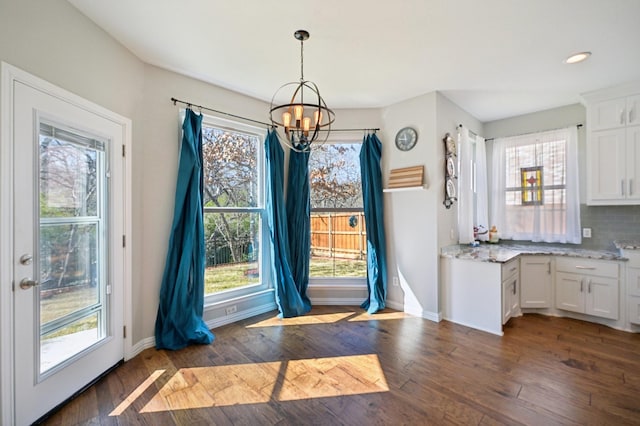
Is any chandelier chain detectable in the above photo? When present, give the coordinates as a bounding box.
[300,37,304,82]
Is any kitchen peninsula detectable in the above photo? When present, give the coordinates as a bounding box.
[440,243,631,336]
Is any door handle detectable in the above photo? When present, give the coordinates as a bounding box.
[19,278,39,290]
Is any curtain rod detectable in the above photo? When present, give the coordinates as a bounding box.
[171,97,380,133]
[483,124,583,142]
[171,97,273,127]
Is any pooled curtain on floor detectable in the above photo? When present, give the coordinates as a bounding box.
[155,108,214,350]
[359,133,388,314]
[265,130,311,317]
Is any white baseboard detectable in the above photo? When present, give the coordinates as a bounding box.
[206,302,277,330]
[126,336,155,360]
[311,297,365,305]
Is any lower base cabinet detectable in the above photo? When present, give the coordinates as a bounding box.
[555,258,619,321]
[628,296,640,325]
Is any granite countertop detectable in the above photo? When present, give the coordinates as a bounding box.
[441,243,625,263]
[614,240,640,250]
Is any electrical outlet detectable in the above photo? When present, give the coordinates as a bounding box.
[392,277,399,287]
[225,305,237,315]
[582,228,592,238]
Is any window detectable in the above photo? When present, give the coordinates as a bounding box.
[491,127,581,243]
[309,142,366,278]
[201,117,266,298]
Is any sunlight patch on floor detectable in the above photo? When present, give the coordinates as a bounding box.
[347,311,411,322]
[245,312,356,328]
[135,354,388,413]
[109,369,165,416]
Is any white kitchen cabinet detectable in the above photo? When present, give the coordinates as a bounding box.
[502,259,520,324]
[621,249,640,325]
[585,88,640,205]
[555,258,619,320]
[441,256,520,336]
[520,256,552,308]
[589,95,640,130]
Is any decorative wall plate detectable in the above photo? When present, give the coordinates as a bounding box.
[446,156,455,176]
[444,133,457,155]
[446,178,456,199]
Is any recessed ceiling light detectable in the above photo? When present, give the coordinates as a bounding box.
[564,51,592,64]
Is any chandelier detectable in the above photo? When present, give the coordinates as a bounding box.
[270,30,335,152]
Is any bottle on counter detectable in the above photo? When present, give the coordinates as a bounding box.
[489,225,499,243]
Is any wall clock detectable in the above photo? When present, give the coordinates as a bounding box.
[395,127,418,151]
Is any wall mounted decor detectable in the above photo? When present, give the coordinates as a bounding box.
[443,132,457,208]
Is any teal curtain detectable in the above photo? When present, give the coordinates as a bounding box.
[265,130,311,317]
[286,148,312,311]
[360,133,388,313]
[155,109,214,350]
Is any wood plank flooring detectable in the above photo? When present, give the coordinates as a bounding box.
[42,307,640,425]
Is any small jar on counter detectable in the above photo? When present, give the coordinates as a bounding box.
[489,225,499,243]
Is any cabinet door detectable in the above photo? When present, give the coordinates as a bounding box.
[627,267,640,297]
[591,97,627,130]
[628,296,640,325]
[502,278,516,325]
[588,128,626,202]
[555,272,584,313]
[520,256,552,308]
[510,276,520,315]
[585,276,619,320]
[627,95,640,126]
[626,126,640,201]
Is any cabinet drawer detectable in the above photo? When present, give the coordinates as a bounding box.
[555,257,618,278]
[502,259,519,280]
[628,296,640,325]
[627,267,640,296]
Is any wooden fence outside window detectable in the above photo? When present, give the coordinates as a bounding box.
[310,212,366,260]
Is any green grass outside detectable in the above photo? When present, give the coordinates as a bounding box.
[39,257,366,340]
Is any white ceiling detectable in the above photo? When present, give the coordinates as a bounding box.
[68,0,640,122]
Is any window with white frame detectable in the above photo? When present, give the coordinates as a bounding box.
[309,142,367,278]
[201,116,267,298]
[490,127,581,243]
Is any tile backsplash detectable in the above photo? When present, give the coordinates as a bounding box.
[579,204,640,251]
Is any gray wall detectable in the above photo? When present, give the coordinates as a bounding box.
[484,103,640,251]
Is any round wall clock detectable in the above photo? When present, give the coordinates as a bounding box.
[395,127,418,151]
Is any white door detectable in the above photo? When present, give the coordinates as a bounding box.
[11,79,127,424]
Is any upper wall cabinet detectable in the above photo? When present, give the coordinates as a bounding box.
[583,85,640,205]
[590,95,640,131]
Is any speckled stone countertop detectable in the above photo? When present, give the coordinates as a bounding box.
[441,243,625,263]
[614,240,640,250]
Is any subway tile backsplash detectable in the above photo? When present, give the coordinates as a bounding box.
[579,204,640,251]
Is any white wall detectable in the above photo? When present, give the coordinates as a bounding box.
[381,93,439,318]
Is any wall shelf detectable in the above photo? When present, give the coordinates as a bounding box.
[383,185,428,193]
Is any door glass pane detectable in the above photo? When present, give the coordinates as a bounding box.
[40,312,100,373]
[39,223,99,320]
[38,122,108,374]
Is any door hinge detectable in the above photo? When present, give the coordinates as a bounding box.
[123,325,127,339]
[122,235,126,247]
[122,144,126,157]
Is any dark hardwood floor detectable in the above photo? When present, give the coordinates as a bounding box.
[43,306,640,425]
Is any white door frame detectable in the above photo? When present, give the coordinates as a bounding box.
[0,62,133,425]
